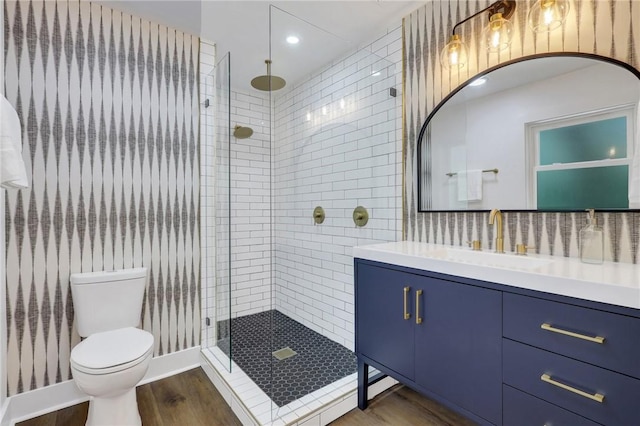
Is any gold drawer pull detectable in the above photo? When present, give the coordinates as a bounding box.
[541,323,605,344]
[403,286,410,320]
[541,374,604,403]
[416,290,423,324]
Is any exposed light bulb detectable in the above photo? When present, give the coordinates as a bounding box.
[543,7,554,26]
[491,29,501,49]
[450,50,459,66]
[286,35,299,44]
[528,0,570,33]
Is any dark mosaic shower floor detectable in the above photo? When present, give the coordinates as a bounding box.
[217,310,357,407]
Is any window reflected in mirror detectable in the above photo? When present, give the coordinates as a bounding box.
[418,54,640,212]
[530,107,632,209]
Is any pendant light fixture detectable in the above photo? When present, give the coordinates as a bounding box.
[440,0,516,69]
[440,34,468,70]
[483,12,514,52]
[528,0,570,33]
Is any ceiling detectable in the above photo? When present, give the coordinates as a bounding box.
[447,57,599,106]
[94,1,422,93]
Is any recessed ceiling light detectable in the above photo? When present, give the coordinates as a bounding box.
[371,71,381,77]
[469,77,487,87]
[286,36,299,45]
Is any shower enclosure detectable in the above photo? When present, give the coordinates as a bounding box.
[202,6,401,424]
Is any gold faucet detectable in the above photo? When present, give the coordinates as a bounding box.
[488,209,504,253]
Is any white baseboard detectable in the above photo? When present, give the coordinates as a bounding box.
[0,400,10,426]
[3,346,201,426]
[139,345,201,386]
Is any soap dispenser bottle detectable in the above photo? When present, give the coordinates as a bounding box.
[579,209,604,264]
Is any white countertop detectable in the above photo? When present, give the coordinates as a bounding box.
[353,241,640,310]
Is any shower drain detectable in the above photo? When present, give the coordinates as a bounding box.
[272,347,297,361]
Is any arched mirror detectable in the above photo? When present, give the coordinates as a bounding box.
[417,54,640,212]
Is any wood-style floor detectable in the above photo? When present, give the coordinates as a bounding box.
[333,385,476,426]
[18,368,475,426]
[18,368,242,426]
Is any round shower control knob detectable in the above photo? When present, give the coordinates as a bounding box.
[313,206,325,224]
[353,206,369,227]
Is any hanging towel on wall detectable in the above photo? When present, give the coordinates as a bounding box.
[0,95,29,189]
[457,169,483,201]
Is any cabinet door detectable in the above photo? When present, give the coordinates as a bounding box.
[356,263,417,380]
[414,276,502,425]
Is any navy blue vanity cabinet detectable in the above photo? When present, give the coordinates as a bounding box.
[355,260,502,425]
[414,277,502,425]
[356,256,640,425]
[502,292,640,425]
[355,262,418,380]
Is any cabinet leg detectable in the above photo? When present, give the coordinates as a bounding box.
[357,359,369,410]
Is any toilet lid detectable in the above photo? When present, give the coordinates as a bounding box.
[71,327,154,371]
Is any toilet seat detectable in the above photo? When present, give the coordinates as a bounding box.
[71,327,154,375]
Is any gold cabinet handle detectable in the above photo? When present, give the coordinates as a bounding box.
[403,286,410,320]
[416,290,423,324]
[540,374,604,403]
[541,323,605,344]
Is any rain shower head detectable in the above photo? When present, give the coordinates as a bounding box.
[251,59,286,91]
[233,125,253,139]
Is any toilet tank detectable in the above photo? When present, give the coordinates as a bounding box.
[70,268,148,337]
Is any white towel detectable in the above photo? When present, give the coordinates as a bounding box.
[1,95,29,189]
[457,169,483,202]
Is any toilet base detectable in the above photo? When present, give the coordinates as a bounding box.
[86,388,142,426]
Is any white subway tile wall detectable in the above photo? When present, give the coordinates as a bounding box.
[273,27,404,350]
[228,90,272,318]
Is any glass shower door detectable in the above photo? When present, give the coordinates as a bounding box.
[212,52,232,371]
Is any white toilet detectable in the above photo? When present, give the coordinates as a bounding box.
[70,268,154,426]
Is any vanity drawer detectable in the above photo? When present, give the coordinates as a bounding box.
[503,292,640,378]
[503,339,640,425]
[504,385,600,426]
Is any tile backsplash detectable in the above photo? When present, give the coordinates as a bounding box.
[416,211,640,263]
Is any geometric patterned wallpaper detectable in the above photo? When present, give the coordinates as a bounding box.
[403,0,640,263]
[4,0,199,395]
